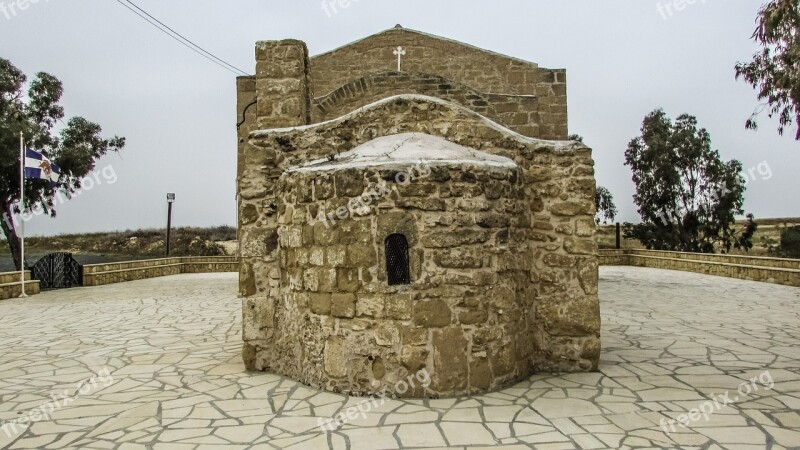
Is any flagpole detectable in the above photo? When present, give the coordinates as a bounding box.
[19,132,27,299]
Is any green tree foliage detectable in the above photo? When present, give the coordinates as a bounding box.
[0,58,125,270]
[779,225,800,258]
[623,109,756,253]
[595,186,618,225]
[735,0,800,139]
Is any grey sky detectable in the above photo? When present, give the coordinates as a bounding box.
[1,0,797,237]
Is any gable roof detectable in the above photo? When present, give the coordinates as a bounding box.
[311,25,538,68]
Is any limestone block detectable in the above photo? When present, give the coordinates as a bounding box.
[347,245,377,267]
[385,295,413,320]
[337,268,360,292]
[356,295,384,318]
[413,300,452,328]
[432,327,468,392]
[331,294,357,318]
[310,293,332,315]
[421,230,490,248]
[490,342,516,377]
[401,346,429,373]
[577,258,599,295]
[564,237,597,256]
[432,250,483,269]
[575,218,594,237]
[324,337,349,378]
[536,295,601,337]
[458,309,488,325]
[544,253,576,268]
[550,201,593,216]
[242,297,276,341]
[374,323,400,347]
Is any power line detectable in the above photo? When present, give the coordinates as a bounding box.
[121,0,250,75]
[114,0,250,76]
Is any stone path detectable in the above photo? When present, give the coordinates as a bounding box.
[0,268,798,449]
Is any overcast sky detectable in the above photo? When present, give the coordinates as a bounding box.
[1,0,797,236]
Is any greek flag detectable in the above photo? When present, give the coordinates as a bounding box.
[24,149,61,183]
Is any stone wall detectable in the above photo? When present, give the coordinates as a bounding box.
[83,257,239,287]
[599,249,800,287]
[250,161,532,396]
[309,27,567,139]
[0,271,40,300]
[312,71,539,137]
[239,94,600,397]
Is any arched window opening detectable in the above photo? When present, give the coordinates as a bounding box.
[385,234,411,286]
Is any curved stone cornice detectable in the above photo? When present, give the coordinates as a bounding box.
[251,94,585,158]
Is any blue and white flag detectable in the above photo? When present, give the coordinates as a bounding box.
[24,149,61,183]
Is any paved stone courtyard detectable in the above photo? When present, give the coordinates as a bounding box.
[0,267,798,449]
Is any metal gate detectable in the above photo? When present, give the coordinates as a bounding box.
[31,253,83,291]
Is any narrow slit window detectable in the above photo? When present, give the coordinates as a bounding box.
[385,234,411,286]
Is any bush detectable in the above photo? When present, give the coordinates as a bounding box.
[779,226,800,258]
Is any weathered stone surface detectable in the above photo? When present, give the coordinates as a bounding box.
[578,259,599,295]
[536,295,601,337]
[421,231,490,248]
[377,211,418,245]
[459,310,488,325]
[469,356,491,391]
[433,251,483,269]
[337,268,360,292]
[432,327,468,392]
[490,343,516,377]
[310,293,331,315]
[414,300,452,328]
[402,326,428,346]
[356,295,384,318]
[544,253,575,268]
[575,218,594,237]
[239,31,600,398]
[324,337,348,378]
[374,323,400,347]
[564,237,597,256]
[331,293,356,318]
[396,198,446,211]
[401,346,429,373]
[372,357,386,379]
[242,343,258,371]
[385,294,413,320]
[551,201,592,216]
[347,245,377,267]
[242,297,275,341]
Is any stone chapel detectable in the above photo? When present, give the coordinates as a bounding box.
[237,26,601,398]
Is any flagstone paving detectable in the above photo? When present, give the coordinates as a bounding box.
[0,268,798,449]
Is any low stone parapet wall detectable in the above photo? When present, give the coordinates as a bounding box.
[600,249,800,287]
[83,257,239,287]
[0,271,41,300]
[598,249,630,266]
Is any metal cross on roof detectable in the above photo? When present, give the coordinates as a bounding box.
[393,46,406,72]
